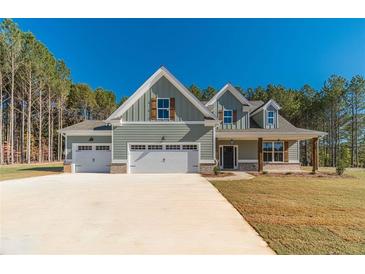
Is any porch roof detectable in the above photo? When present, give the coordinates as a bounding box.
[217,116,326,140]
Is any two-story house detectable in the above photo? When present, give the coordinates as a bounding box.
[60,67,325,174]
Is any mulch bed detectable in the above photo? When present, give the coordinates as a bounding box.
[201,172,235,178]
[247,171,353,178]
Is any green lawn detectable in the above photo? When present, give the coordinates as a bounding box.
[0,162,64,181]
[210,168,365,255]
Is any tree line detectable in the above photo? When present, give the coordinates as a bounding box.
[0,19,119,164]
[1,19,364,167]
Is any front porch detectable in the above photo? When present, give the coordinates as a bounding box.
[216,135,321,173]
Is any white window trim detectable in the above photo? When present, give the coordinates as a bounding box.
[267,111,275,127]
[223,109,233,125]
[157,98,170,121]
[263,141,284,163]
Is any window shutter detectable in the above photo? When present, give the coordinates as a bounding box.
[150,97,157,120]
[284,141,289,162]
[169,98,175,121]
[233,110,238,122]
[218,110,223,120]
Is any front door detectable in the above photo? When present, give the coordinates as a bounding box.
[223,146,234,169]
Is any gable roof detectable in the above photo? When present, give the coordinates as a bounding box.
[205,83,252,107]
[251,99,281,116]
[106,67,217,122]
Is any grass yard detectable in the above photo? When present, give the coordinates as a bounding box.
[0,162,63,181]
[211,168,365,255]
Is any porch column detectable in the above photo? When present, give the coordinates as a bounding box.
[258,138,263,172]
[312,137,318,173]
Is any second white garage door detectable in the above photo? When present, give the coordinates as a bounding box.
[128,143,199,173]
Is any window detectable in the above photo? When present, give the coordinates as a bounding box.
[78,145,92,151]
[130,145,146,150]
[274,142,284,162]
[96,145,110,151]
[263,141,283,162]
[267,111,274,126]
[223,110,233,125]
[157,98,170,121]
[166,145,181,150]
[148,145,163,150]
[263,142,273,162]
[182,144,198,150]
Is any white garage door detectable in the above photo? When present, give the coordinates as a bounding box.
[128,143,199,173]
[73,144,111,173]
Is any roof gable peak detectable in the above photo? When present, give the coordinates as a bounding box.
[206,83,251,107]
[106,66,217,121]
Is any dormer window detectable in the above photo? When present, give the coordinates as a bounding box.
[267,111,274,127]
[224,110,233,125]
[157,98,170,121]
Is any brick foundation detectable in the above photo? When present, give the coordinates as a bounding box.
[238,162,258,171]
[63,163,71,173]
[110,163,127,174]
[200,163,216,174]
[263,163,301,171]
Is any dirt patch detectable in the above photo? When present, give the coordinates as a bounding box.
[201,172,235,178]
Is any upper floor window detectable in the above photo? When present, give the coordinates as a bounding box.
[157,98,170,121]
[224,110,233,125]
[267,111,274,127]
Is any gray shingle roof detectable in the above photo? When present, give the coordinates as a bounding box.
[248,100,264,108]
[60,120,111,132]
[218,114,326,137]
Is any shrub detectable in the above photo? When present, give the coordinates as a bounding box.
[262,170,268,175]
[213,166,220,175]
[336,160,346,176]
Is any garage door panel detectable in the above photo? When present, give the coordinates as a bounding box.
[129,144,199,173]
[73,144,111,173]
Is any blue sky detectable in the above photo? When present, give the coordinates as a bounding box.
[13,19,365,100]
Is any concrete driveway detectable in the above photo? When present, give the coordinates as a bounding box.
[0,173,273,254]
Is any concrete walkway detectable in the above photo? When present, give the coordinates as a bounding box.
[0,173,273,254]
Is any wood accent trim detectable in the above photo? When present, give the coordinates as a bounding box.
[284,141,289,162]
[150,97,157,120]
[258,138,263,172]
[312,137,318,172]
[218,110,223,120]
[233,110,237,123]
[169,97,175,121]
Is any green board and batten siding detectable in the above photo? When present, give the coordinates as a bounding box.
[113,124,214,161]
[122,76,205,122]
[66,135,112,160]
[211,90,250,130]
